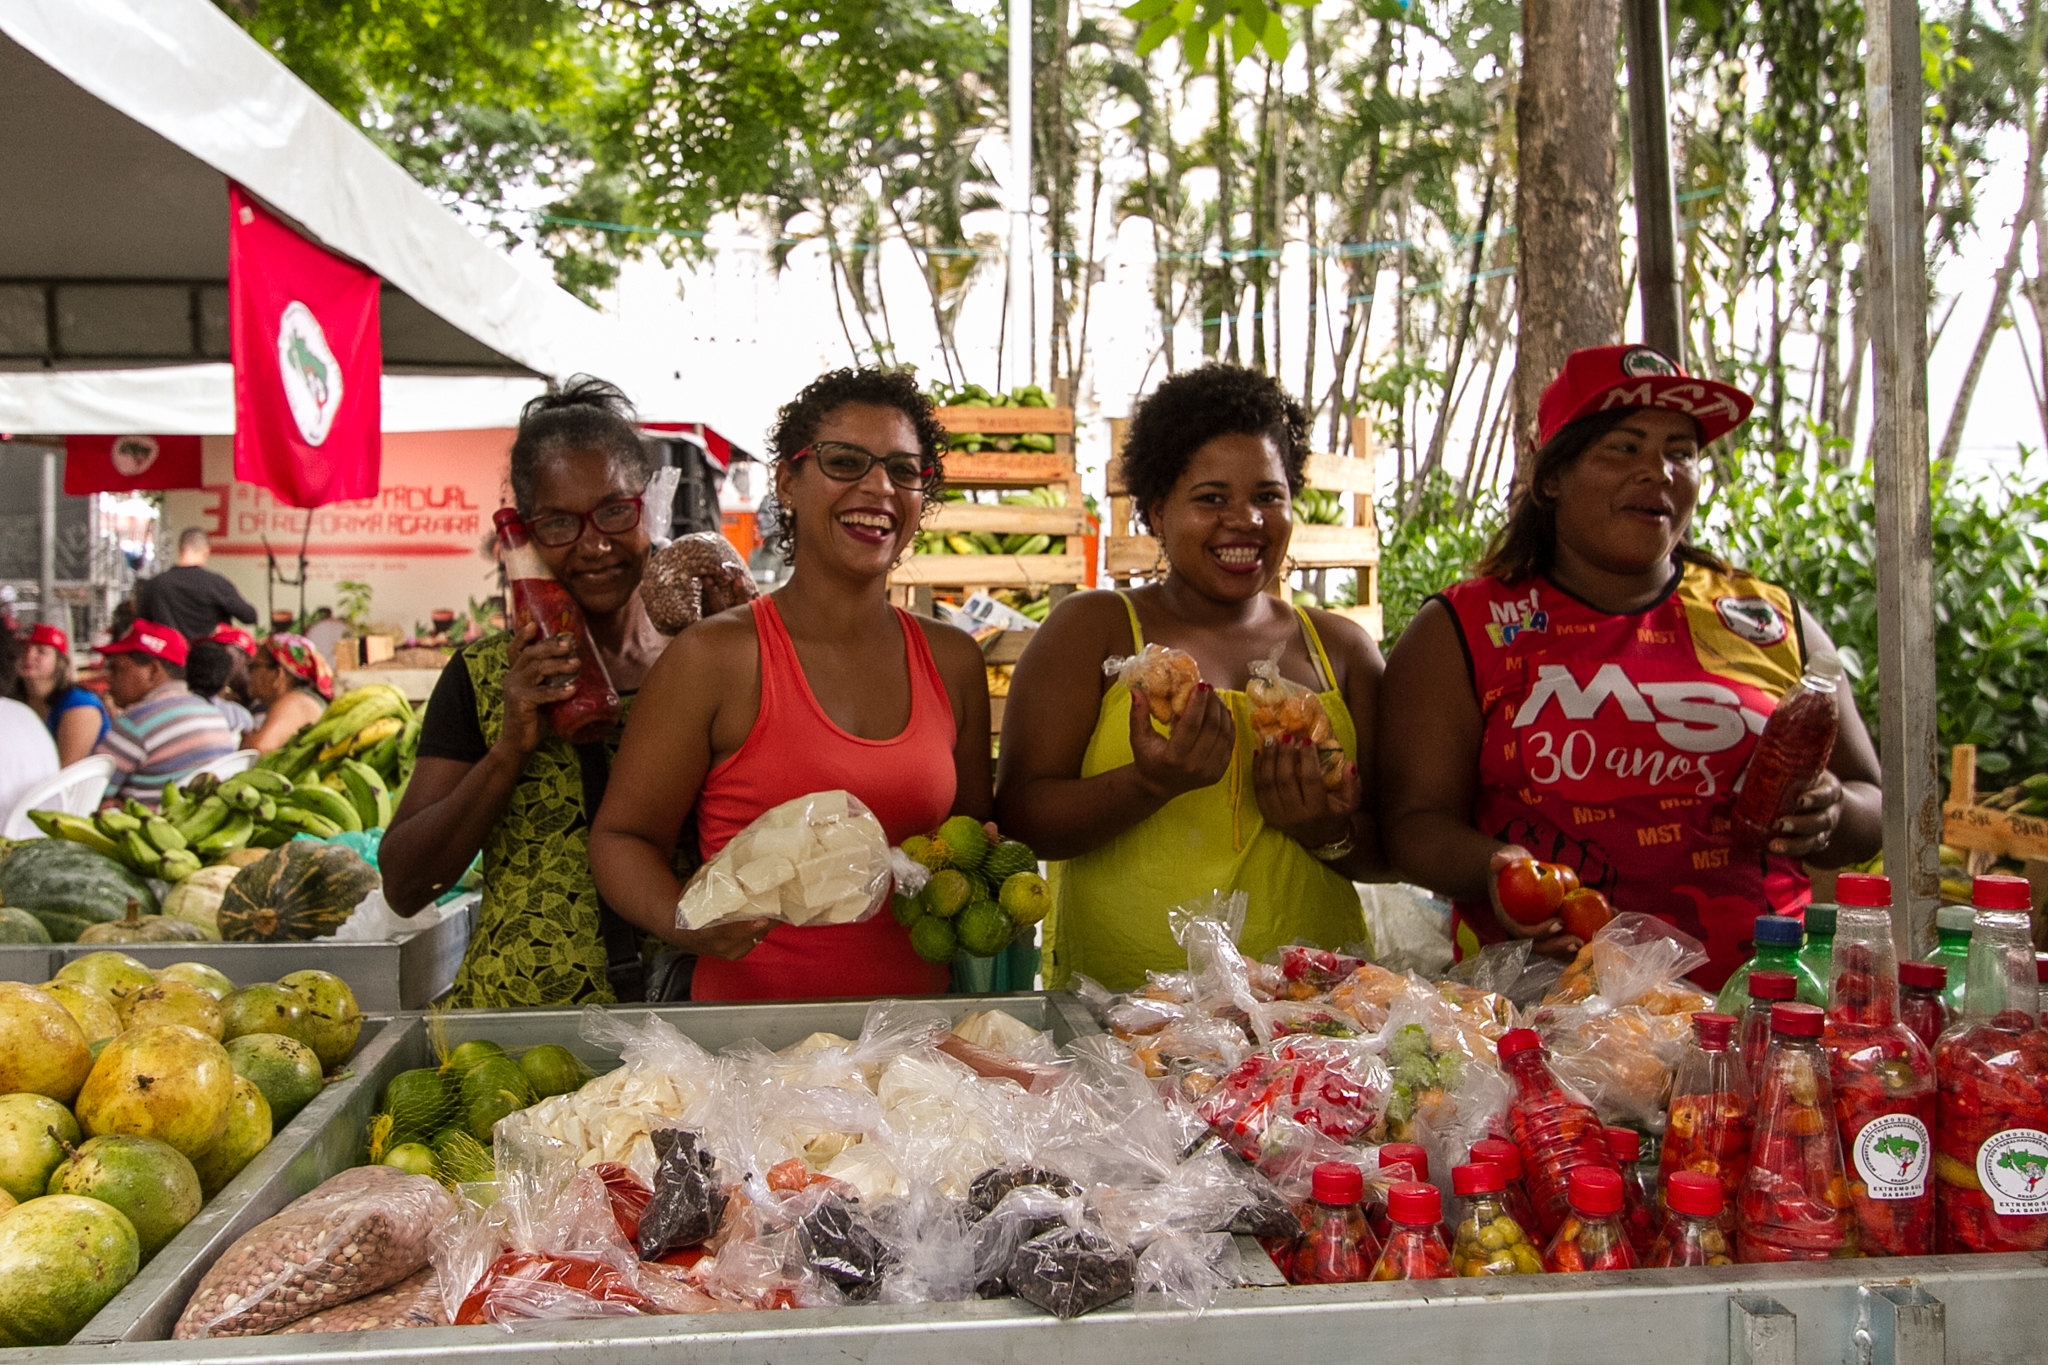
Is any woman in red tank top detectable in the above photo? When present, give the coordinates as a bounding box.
[1377,346,1883,984]
[590,370,992,1000]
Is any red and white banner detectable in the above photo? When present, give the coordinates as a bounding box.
[62,434,203,494]
[228,183,382,509]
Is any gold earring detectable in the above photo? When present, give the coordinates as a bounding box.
[1150,541,1171,579]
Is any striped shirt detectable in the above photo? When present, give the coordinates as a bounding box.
[96,682,236,809]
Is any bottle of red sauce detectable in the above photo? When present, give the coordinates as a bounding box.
[1899,960,1949,1055]
[1730,652,1843,849]
[493,508,622,744]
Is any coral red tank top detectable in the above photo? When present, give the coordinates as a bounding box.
[1438,562,1812,988]
[689,595,957,1000]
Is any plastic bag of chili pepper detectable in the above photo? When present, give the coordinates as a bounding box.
[1822,900,1935,1257]
[1659,1012,1751,1210]
[1736,1002,1857,1262]
[1194,1036,1390,1162]
[1542,1167,1636,1272]
[1934,900,2048,1253]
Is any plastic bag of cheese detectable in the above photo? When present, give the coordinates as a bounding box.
[675,790,893,931]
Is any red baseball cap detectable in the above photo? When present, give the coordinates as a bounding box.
[97,619,189,667]
[24,623,68,653]
[209,625,258,657]
[1537,344,1755,447]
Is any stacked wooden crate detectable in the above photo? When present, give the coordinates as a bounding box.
[1103,414,1383,638]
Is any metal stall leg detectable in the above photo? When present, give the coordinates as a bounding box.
[1729,1295,1797,1365]
[1863,1285,1945,1365]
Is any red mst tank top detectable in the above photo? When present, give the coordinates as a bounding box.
[689,596,957,1001]
[1437,562,1812,988]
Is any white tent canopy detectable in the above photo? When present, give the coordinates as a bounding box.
[0,0,617,380]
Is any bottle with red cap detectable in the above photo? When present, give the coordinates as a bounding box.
[1660,1011,1751,1209]
[1369,1182,1453,1281]
[1808,872,1893,992]
[1603,1127,1659,1259]
[1934,895,2048,1253]
[1496,1028,1618,1241]
[1543,1167,1637,1272]
[492,508,623,743]
[1368,1142,1431,1245]
[1822,892,1936,1256]
[1729,651,1841,850]
[1740,970,1799,1094]
[1650,1171,1734,1267]
[1290,1161,1377,1284]
[1736,1001,1857,1261]
[1469,1138,1542,1236]
[1899,960,1948,1054]
[1448,1161,1541,1276]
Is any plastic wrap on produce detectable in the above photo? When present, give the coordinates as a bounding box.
[675,790,892,931]
[1360,882,1455,978]
[505,1010,717,1181]
[1008,1224,1136,1319]
[1196,1034,1390,1163]
[1374,977,1513,1177]
[1170,891,1260,1025]
[1532,916,1712,1129]
[1133,1231,1233,1316]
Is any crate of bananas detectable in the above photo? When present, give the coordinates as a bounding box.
[927,382,1062,454]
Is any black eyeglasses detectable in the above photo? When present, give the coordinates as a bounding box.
[793,442,934,491]
[529,496,643,548]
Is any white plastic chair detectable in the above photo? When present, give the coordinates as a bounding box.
[192,748,260,781]
[3,755,116,839]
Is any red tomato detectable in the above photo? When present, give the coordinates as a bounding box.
[1558,887,1615,942]
[1497,859,1577,926]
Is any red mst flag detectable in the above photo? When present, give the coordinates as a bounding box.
[63,434,203,494]
[228,183,382,509]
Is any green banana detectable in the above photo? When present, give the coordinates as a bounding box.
[171,795,234,844]
[24,810,60,837]
[144,817,188,854]
[194,812,256,856]
[255,795,278,823]
[358,731,402,776]
[219,779,264,814]
[944,533,980,555]
[123,799,153,822]
[97,809,142,837]
[337,760,391,830]
[160,781,187,818]
[1014,534,1052,555]
[969,532,1003,554]
[270,806,342,839]
[38,813,122,859]
[233,767,293,796]
[157,849,202,883]
[285,783,362,832]
[121,830,163,877]
[248,826,292,850]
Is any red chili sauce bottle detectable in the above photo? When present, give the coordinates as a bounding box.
[493,507,622,743]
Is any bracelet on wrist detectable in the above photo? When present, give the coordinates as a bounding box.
[1307,835,1354,863]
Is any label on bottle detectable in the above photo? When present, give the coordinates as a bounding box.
[1851,1114,1930,1200]
[1975,1128,2048,1217]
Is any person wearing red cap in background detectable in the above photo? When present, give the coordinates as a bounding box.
[1378,344,1883,989]
[92,620,235,810]
[207,625,259,712]
[0,626,59,820]
[15,622,109,765]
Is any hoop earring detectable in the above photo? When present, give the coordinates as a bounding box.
[1150,541,1171,579]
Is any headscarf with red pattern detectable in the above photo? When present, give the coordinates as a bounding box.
[262,633,334,700]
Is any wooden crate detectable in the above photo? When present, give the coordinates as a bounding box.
[1103,413,1382,636]
[1941,743,2048,942]
[982,627,1032,735]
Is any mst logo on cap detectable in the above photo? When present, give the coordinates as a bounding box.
[1537,343,1757,447]
[276,300,344,447]
[1619,346,1679,378]
[98,619,189,667]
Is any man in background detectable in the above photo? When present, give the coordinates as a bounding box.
[136,529,257,645]
[187,638,255,741]
[94,621,234,810]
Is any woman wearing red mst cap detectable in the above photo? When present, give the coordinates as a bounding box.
[1378,344,1882,988]
[15,623,108,764]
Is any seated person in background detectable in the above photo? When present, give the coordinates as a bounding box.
[207,626,259,710]
[243,634,332,753]
[186,638,255,741]
[16,622,108,765]
[0,627,59,819]
[92,621,235,810]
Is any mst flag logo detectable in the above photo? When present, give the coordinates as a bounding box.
[62,434,202,495]
[228,182,381,509]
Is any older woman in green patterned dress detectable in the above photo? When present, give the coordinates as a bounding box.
[382,378,762,1006]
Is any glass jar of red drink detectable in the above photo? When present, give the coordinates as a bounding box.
[1899,960,1948,1056]
[1449,1161,1542,1276]
[1934,903,2048,1253]
[493,508,622,743]
[1603,1126,1659,1259]
[1497,1028,1617,1241]
[1650,1171,1734,1267]
[1543,1167,1637,1272]
[1369,1182,1452,1281]
[1741,971,1798,1095]
[1822,899,1935,1257]
[1291,1161,1376,1284]
[1729,652,1841,849]
[1470,1137,1543,1238]
[1737,1002,1857,1262]
[1660,1011,1751,1209]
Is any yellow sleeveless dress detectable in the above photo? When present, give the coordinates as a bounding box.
[1043,595,1371,990]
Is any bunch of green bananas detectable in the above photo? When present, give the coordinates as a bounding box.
[255,684,420,788]
[27,798,210,882]
[1293,489,1345,525]
[915,531,1068,557]
[926,383,1059,454]
[1977,772,2048,819]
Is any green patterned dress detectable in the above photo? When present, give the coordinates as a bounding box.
[443,634,627,1008]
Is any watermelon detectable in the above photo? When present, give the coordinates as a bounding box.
[216,843,379,943]
[0,908,50,945]
[0,841,156,943]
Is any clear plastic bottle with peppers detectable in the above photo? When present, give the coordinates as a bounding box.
[1650,1171,1734,1268]
[1368,1142,1431,1246]
[1603,1126,1660,1260]
[1740,971,1799,1096]
[1927,903,1975,1019]
[1736,1001,1857,1262]
[1543,1167,1637,1272]
[1660,1011,1751,1210]
[1934,883,2048,1253]
[1449,1161,1542,1276]
[1370,1182,1453,1281]
[1469,1138,1544,1239]
[1291,1161,1377,1284]
[1496,1029,1619,1241]
[1821,889,1936,1257]
[1899,960,1949,1056]
[1715,914,1828,1015]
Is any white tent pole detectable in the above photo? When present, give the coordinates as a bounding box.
[39,447,57,626]
[1008,0,1033,389]
[1865,0,1939,956]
